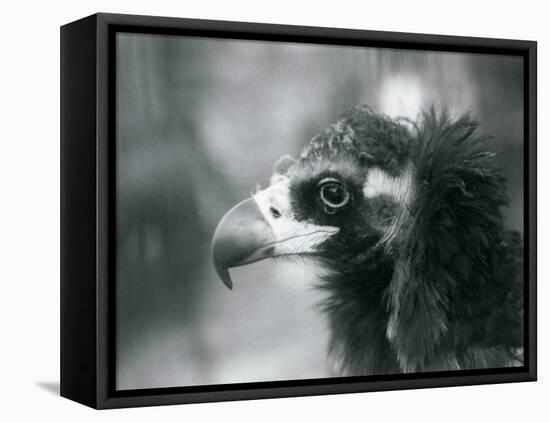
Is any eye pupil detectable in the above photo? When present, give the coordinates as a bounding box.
[325,185,344,203]
[319,179,350,211]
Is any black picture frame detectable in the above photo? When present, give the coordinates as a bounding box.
[60,12,537,409]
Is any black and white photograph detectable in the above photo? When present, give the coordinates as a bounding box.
[3,0,548,419]
[115,31,526,390]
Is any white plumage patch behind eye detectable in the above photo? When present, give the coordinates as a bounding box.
[363,163,414,206]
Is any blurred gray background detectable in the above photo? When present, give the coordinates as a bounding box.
[116,33,523,390]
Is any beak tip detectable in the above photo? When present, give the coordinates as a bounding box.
[215,264,233,290]
[222,274,233,290]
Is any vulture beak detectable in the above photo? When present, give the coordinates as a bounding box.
[212,184,339,289]
[211,198,275,289]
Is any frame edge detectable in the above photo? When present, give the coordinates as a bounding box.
[60,14,100,409]
[84,12,538,409]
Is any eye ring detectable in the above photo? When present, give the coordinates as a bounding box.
[318,178,351,211]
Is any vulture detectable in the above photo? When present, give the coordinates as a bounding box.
[211,105,523,375]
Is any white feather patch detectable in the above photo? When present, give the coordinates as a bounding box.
[363,163,414,206]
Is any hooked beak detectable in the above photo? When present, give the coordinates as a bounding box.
[211,198,274,289]
[211,193,339,289]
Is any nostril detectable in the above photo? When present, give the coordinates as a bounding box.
[270,207,282,219]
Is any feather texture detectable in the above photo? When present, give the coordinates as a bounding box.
[315,106,523,374]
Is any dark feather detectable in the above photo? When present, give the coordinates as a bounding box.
[316,106,523,374]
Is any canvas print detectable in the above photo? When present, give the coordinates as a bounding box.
[116,33,524,390]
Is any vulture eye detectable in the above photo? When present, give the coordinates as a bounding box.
[318,178,351,213]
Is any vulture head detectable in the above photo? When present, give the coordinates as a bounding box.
[211,105,523,375]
